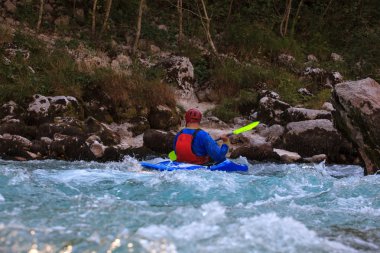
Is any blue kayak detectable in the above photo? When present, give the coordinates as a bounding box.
[140,159,248,172]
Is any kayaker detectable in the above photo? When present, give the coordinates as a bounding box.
[173,108,230,164]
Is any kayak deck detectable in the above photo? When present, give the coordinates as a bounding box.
[140,159,248,172]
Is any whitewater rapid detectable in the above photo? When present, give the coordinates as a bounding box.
[0,158,379,253]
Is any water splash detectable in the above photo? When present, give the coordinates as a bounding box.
[0,158,378,253]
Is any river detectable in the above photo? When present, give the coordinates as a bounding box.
[0,158,379,253]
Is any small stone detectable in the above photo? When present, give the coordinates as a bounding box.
[157,24,168,31]
[150,44,161,54]
[90,141,105,158]
[331,53,344,62]
[298,88,313,96]
[273,149,302,163]
[322,102,334,112]
[4,0,17,14]
[304,154,327,163]
[307,54,318,62]
[54,15,70,27]
[40,137,52,144]
[44,3,54,13]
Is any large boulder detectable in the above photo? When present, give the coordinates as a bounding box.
[230,134,274,161]
[258,97,291,125]
[0,134,33,160]
[49,134,94,161]
[160,56,195,98]
[0,122,37,139]
[0,101,23,119]
[282,119,343,159]
[282,108,332,123]
[148,105,180,130]
[26,95,84,124]
[255,124,285,146]
[332,78,380,174]
[143,129,175,154]
[84,117,120,146]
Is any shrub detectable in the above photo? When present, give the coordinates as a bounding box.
[90,69,176,109]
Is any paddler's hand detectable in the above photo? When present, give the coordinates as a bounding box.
[220,135,230,145]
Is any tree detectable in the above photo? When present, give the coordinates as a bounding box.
[290,0,304,37]
[92,0,98,36]
[197,0,218,56]
[133,0,145,53]
[177,0,184,47]
[280,0,293,37]
[101,0,113,34]
[36,0,44,32]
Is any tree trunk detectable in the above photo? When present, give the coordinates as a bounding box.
[133,0,145,54]
[290,0,304,37]
[177,0,184,47]
[198,0,219,57]
[92,0,98,36]
[226,0,234,24]
[101,0,113,34]
[322,0,334,18]
[280,0,293,37]
[36,0,44,32]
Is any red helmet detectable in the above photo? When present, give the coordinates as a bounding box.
[185,108,202,124]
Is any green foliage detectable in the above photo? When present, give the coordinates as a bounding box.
[15,1,38,25]
[212,99,239,123]
[223,23,303,58]
[212,89,259,122]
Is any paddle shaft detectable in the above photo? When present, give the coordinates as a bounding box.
[214,133,233,142]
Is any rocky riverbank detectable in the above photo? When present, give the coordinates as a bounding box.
[2,78,380,175]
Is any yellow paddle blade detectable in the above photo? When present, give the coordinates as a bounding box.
[232,121,260,135]
[168,151,177,161]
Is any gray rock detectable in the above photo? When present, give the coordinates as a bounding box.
[148,105,180,130]
[160,56,195,99]
[143,129,175,154]
[332,78,380,174]
[283,108,332,123]
[256,124,284,146]
[4,0,17,14]
[331,53,344,62]
[304,154,327,163]
[282,119,343,158]
[26,94,84,124]
[273,149,302,163]
[298,88,313,96]
[322,102,335,112]
[258,97,290,125]
[230,140,274,161]
[307,54,318,62]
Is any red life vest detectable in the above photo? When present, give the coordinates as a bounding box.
[175,129,209,165]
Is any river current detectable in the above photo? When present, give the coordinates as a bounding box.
[0,157,379,253]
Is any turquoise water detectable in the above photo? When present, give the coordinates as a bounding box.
[0,158,379,253]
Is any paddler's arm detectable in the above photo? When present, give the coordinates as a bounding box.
[204,133,229,163]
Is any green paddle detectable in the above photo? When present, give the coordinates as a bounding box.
[168,121,260,161]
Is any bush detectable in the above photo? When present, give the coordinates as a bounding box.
[90,69,176,109]
[223,23,303,59]
[212,90,259,122]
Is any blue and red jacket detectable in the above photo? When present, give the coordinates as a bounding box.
[173,128,228,164]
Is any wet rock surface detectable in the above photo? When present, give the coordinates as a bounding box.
[332,78,380,174]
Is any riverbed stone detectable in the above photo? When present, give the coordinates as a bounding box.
[273,149,302,163]
[332,77,380,174]
[258,97,291,125]
[143,129,175,154]
[160,56,195,99]
[282,108,332,123]
[148,105,180,130]
[282,119,343,158]
[26,95,84,124]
